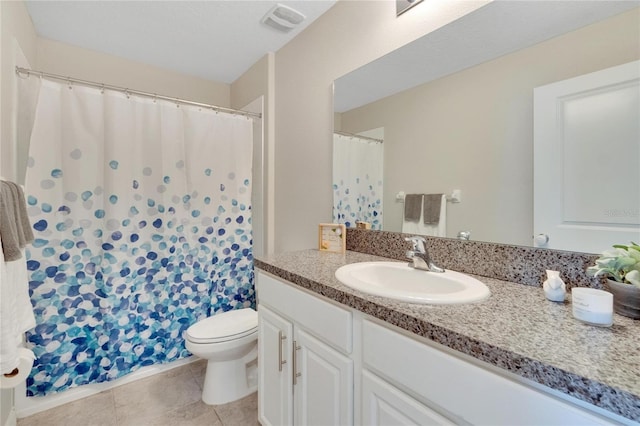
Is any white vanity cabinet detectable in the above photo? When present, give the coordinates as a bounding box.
[362,319,616,426]
[257,270,625,426]
[257,272,354,426]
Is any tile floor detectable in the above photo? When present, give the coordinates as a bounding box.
[17,360,258,426]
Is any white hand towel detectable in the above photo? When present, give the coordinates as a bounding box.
[0,232,36,374]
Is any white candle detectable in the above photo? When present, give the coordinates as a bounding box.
[572,288,613,327]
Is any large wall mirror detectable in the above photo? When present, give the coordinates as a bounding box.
[333,1,640,253]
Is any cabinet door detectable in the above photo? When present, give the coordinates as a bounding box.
[362,370,455,426]
[293,328,354,426]
[258,305,293,426]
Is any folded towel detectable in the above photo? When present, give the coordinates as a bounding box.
[403,194,423,222]
[402,194,446,236]
[0,182,20,261]
[10,182,33,246]
[423,193,444,224]
[0,181,34,261]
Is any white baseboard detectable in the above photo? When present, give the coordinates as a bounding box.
[15,357,198,419]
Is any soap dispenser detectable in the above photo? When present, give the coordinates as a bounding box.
[543,270,566,302]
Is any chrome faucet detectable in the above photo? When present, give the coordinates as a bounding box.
[405,236,444,273]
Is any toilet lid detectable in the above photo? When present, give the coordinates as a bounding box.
[186,308,258,344]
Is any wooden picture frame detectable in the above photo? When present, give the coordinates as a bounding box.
[318,223,346,253]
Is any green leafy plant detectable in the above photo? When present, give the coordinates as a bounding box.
[587,242,640,288]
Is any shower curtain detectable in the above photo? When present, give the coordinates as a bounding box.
[332,133,383,230]
[21,77,254,396]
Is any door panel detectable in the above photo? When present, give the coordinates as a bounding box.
[294,328,353,426]
[258,305,293,426]
[362,370,455,426]
[534,60,640,253]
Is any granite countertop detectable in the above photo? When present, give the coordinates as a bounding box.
[255,249,640,422]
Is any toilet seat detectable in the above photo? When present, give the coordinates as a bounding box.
[186,308,258,344]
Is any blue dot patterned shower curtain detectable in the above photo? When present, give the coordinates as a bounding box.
[21,78,255,396]
[332,133,383,230]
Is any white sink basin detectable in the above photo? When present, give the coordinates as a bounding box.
[335,262,490,304]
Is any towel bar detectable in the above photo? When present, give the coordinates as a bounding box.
[396,190,461,203]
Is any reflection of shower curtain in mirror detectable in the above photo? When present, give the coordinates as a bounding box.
[21,77,254,396]
[333,134,383,230]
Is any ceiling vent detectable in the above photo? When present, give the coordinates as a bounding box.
[262,4,306,33]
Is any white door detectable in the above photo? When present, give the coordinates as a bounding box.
[258,305,293,426]
[362,370,454,426]
[534,60,640,253]
[293,328,353,426]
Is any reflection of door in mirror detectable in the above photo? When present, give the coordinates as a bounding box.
[333,129,384,230]
[534,60,640,254]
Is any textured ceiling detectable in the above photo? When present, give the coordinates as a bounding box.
[25,0,337,84]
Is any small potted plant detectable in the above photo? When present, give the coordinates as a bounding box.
[586,242,640,319]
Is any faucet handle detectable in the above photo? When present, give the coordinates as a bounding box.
[404,236,426,253]
[457,231,471,240]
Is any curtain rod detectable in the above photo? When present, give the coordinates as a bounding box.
[15,66,262,120]
[334,131,383,144]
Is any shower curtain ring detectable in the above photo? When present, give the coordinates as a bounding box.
[67,78,72,90]
[100,84,105,94]
[125,90,130,99]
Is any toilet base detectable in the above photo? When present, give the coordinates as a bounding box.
[201,346,258,405]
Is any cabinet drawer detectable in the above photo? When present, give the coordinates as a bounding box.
[257,271,352,353]
[362,370,454,426]
[363,320,611,425]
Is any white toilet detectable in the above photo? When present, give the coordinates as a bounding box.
[185,308,258,405]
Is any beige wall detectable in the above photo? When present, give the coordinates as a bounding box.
[273,0,490,252]
[231,54,269,110]
[231,53,275,254]
[37,38,230,106]
[1,0,38,182]
[339,9,640,246]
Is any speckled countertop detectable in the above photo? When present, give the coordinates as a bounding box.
[255,249,640,422]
